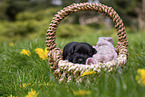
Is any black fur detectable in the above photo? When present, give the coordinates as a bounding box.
[63,42,97,64]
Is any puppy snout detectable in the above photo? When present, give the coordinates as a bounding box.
[78,59,83,64]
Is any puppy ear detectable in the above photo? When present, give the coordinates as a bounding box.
[88,48,97,57]
[70,44,77,54]
[93,48,97,54]
[106,37,113,44]
[70,48,74,54]
[100,37,113,44]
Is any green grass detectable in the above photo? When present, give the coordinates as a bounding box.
[1,30,145,97]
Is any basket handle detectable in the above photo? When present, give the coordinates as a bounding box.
[46,3,128,54]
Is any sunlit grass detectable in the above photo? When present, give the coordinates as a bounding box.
[1,30,145,97]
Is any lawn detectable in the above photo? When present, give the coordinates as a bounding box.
[1,30,145,97]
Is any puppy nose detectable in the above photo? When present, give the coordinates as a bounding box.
[78,59,83,64]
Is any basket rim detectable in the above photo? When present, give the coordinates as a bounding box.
[46,3,129,82]
[46,2,128,52]
[55,53,127,82]
[58,54,127,68]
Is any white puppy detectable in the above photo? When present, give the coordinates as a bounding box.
[86,37,117,65]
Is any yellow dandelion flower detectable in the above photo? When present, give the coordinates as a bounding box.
[9,42,14,47]
[43,82,47,86]
[81,70,96,77]
[20,83,27,88]
[20,83,32,88]
[7,94,17,97]
[73,90,91,96]
[25,88,39,97]
[21,49,31,56]
[39,83,43,86]
[34,48,48,60]
[136,68,145,86]
[27,83,31,86]
[39,82,50,86]
[47,83,51,86]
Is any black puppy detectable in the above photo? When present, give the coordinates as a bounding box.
[63,42,97,64]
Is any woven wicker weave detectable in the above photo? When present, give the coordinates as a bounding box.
[46,3,128,83]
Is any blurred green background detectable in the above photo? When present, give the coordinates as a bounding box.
[1,1,145,97]
[0,0,145,42]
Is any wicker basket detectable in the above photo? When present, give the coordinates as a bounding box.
[46,3,128,83]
